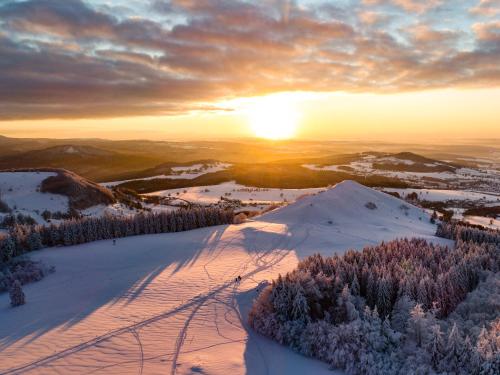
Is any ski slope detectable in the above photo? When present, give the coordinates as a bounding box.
[0,181,450,374]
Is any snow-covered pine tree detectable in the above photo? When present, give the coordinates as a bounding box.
[391,294,415,333]
[441,323,465,374]
[407,304,429,347]
[26,230,43,251]
[9,280,25,307]
[0,236,15,263]
[427,324,444,370]
[376,276,392,317]
[335,285,359,323]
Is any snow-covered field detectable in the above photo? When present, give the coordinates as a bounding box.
[462,215,500,230]
[382,188,500,203]
[0,172,69,222]
[304,155,500,193]
[0,181,450,374]
[147,181,325,205]
[103,163,232,187]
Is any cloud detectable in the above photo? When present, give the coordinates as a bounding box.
[358,11,390,25]
[0,0,498,119]
[473,20,500,42]
[392,0,442,13]
[470,0,500,17]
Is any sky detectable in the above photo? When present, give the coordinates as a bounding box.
[0,0,499,141]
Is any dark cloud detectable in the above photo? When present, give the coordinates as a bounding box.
[0,0,498,119]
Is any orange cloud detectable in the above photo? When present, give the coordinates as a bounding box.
[0,0,498,120]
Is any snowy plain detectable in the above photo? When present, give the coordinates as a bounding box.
[147,181,326,205]
[0,181,452,374]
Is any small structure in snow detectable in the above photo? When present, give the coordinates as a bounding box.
[365,201,377,210]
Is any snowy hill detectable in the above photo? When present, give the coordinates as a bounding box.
[260,180,438,256]
[0,169,115,223]
[0,171,69,222]
[0,181,450,374]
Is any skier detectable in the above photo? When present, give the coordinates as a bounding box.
[113,239,116,246]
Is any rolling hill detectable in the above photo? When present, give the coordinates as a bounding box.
[0,145,160,181]
[0,169,116,223]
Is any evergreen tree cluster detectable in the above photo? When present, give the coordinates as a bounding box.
[0,207,233,264]
[250,234,500,374]
[437,222,500,246]
[1,213,36,229]
[0,257,55,293]
[9,280,25,307]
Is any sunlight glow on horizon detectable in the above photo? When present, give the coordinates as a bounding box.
[244,94,301,140]
[1,88,499,142]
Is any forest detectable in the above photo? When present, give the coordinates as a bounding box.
[249,223,500,374]
[0,207,234,264]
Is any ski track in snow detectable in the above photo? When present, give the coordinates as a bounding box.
[0,181,450,375]
[0,223,310,375]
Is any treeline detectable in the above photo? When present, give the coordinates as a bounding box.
[463,206,500,219]
[1,213,37,228]
[0,207,233,264]
[437,221,500,245]
[249,232,499,374]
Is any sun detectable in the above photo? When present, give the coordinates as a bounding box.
[246,96,300,140]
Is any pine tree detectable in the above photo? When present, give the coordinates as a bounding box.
[291,283,309,324]
[9,280,25,307]
[376,276,392,317]
[27,231,42,251]
[407,304,428,347]
[0,236,15,263]
[350,274,360,295]
[335,285,359,323]
[442,323,464,374]
[391,295,414,333]
[427,324,444,370]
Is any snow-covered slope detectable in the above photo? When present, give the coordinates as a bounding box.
[0,181,450,374]
[0,172,69,222]
[260,180,438,255]
[0,170,124,224]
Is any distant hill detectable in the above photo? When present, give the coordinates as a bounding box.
[306,151,461,173]
[0,145,159,181]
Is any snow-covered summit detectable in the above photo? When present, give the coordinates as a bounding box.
[261,180,439,253]
[263,180,426,224]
